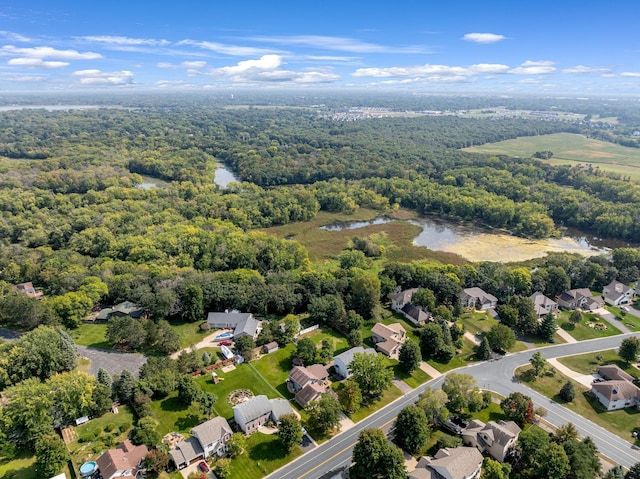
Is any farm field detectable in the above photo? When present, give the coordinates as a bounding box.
[464,132,640,180]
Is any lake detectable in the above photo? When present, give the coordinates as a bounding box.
[321,216,623,262]
[214,166,238,188]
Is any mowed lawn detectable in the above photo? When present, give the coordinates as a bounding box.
[227,432,303,479]
[557,311,622,340]
[557,350,640,376]
[464,132,640,180]
[516,364,640,446]
[150,391,202,436]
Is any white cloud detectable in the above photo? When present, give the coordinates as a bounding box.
[207,54,340,84]
[462,33,506,44]
[177,39,280,56]
[80,35,170,46]
[352,62,509,78]
[155,80,198,88]
[157,62,176,69]
[71,69,134,86]
[509,60,556,74]
[246,35,430,54]
[0,31,32,42]
[562,65,612,74]
[8,58,69,68]
[0,74,47,82]
[1,45,102,60]
[620,72,640,77]
[181,61,206,69]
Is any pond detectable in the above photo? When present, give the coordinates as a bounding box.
[214,166,238,188]
[321,216,623,263]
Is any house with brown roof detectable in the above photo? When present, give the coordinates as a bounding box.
[459,288,498,311]
[409,446,483,479]
[556,288,604,311]
[96,440,148,479]
[530,291,558,319]
[591,364,640,411]
[295,383,326,407]
[603,280,635,307]
[169,417,233,469]
[371,322,406,358]
[288,364,329,407]
[462,420,521,462]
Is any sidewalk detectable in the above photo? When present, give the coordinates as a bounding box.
[419,361,442,379]
[555,328,577,344]
[547,357,598,388]
[464,331,480,346]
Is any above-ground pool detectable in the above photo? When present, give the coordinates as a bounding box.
[217,332,233,339]
[80,461,97,477]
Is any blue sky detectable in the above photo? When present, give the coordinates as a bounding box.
[1,0,639,94]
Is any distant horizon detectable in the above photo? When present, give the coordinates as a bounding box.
[1,1,639,95]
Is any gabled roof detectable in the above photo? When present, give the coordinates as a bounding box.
[113,301,143,316]
[233,395,272,425]
[463,420,521,448]
[269,398,295,421]
[401,303,430,323]
[424,447,484,479]
[334,346,376,367]
[295,383,325,407]
[461,287,498,304]
[530,291,557,315]
[96,440,148,479]
[392,288,418,305]
[603,280,633,302]
[191,417,232,447]
[289,366,319,387]
[169,437,203,466]
[375,338,402,356]
[206,311,259,338]
[598,364,634,382]
[592,380,640,402]
[371,322,405,340]
[306,364,329,381]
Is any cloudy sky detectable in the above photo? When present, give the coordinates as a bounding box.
[1,0,639,94]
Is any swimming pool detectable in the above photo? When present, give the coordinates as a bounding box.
[80,461,97,477]
[217,332,233,339]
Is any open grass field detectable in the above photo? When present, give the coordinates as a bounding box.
[150,391,202,436]
[226,432,303,479]
[557,350,640,376]
[70,323,110,349]
[261,208,466,265]
[0,452,36,479]
[464,132,640,180]
[516,364,640,446]
[349,385,403,423]
[557,311,622,340]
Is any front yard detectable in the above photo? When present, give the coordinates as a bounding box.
[226,432,303,479]
[556,311,621,340]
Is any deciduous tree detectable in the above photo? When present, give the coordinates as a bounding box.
[351,428,406,479]
[500,392,534,426]
[398,339,421,374]
[349,352,393,397]
[619,336,640,364]
[393,405,430,455]
[278,413,303,452]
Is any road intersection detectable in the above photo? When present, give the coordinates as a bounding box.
[268,332,640,479]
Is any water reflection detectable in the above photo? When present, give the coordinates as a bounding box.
[320,215,618,262]
[214,167,238,188]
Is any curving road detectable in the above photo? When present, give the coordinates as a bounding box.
[268,333,640,479]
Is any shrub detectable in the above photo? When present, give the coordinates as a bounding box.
[105,423,116,433]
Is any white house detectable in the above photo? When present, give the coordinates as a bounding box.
[530,291,558,319]
[169,417,233,469]
[591,365,640,411]
[409,447,483,479]
[462,420,521,462]
[333,346,376,379]
[603,280,635,307]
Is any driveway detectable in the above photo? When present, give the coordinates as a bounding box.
[78,346,146,378]
[593,307,631,333]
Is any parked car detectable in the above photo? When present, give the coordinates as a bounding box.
[198,461,210,473]
[219,340,232,346]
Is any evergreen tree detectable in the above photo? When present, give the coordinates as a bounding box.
[476,335,491,360]
[538,313,557,342]
[559,381,576,402]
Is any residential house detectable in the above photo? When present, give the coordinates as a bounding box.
[409,447,483,479]
[603,280,635,307]
[96,440,148,479]
[169,417,233,469]
[96,301,145,321]
[333,346,377,379]
[371,322,406,358]
[233,395,295,434]
[462,420,521,462]
[591,364,640,411]
[530,291,558,319]
[288,364,329,407]
[391,288,418,312]
[13,282,43,300]
[262,341,279,354]
[556,288,604,311]
[206,310,260,340]
[459,288,498,311]
[295,383,326,408]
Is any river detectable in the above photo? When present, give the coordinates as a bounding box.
[320,216,629,262]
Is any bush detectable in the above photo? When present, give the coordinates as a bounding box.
[104,423,116,433]
[436,433,462,449]
[559,381,576,402]
[119,422,132,433]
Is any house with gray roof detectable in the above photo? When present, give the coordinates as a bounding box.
[459,288,498,311]
[96,301,145,321]
[603,280,635,307]
[556,288,603,311]
[233,395,295,434]
[591,364,640,411]
[409,447,483,479]
[206,310,260,340]
[391,288,418,312]
[333,346,377,379]
[462,420,521,462]
[530,291,558,319]
[169,416,232,469]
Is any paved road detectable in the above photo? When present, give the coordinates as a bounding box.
[269,333,640,479]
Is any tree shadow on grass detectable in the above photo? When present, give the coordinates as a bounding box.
[160,396,189,412]
[561,323,576,331]
[249,437,288,461]
[175,414,202,432]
